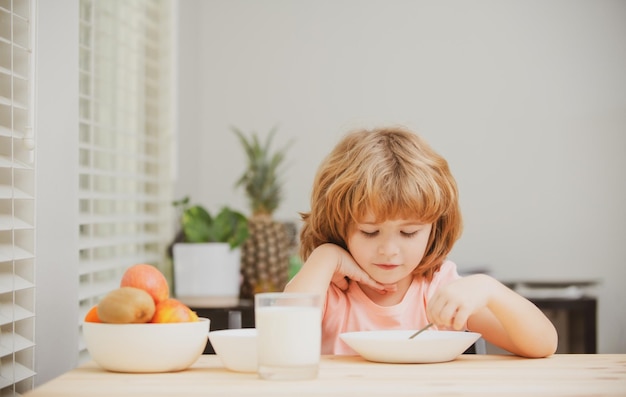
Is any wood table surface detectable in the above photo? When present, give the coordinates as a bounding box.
[25,354,626,397]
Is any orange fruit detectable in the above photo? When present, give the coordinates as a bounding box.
[151,298,199,323]
[84,305,101,323]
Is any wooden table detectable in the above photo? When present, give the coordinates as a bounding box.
[26,354,626,396]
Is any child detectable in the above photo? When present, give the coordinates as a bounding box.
[285,126,558,358]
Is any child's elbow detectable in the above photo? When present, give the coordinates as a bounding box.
[521,329,559,358]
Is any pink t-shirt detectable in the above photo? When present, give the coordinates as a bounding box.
[321,260,461,355]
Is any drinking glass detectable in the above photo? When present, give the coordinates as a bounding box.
[255,292,321,380]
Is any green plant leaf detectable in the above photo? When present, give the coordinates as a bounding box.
[174,198,249,249]
[181,205,213,242]
[231,125,294,215]
[213,208,249,249]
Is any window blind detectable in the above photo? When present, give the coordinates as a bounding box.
[0,0,36,393]
[77,0,174,363]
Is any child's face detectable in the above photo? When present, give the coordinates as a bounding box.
[346,216,432,285]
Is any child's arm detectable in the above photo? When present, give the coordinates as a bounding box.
[427,274,558,358]
[284,243,388,300]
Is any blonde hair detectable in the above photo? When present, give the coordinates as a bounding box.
[299,126,462,280]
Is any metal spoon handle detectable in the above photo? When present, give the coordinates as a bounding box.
[408,323,434,339]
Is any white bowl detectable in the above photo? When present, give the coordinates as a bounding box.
[340,330,481,363]
[83,318,210,373]
[208,328,257,372]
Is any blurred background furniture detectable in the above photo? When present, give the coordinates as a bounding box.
[524,295,596,353]
[498,280,598,354]
[458,268,598,354]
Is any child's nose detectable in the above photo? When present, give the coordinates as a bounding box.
[377,238,399,257]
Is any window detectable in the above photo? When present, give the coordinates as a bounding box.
[77,0,174,363]
[0,0,36,393]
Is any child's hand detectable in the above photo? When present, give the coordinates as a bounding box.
[284,243,395,299]
[426,274,558,357]
[329,244,391,294]
[426,274,494,330]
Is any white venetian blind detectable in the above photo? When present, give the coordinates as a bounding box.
[77,0,174,363]
[0,0,36,393]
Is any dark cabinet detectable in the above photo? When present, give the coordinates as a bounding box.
[530,296,596,354]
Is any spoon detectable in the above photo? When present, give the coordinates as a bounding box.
[408,323,433,339]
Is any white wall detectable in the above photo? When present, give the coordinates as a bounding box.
[177,0,626,353]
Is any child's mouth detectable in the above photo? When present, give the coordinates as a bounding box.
[375,264,399,270]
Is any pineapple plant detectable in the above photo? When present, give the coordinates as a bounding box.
[232,126,294,299]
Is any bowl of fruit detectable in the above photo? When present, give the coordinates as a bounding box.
[83,264,210,373]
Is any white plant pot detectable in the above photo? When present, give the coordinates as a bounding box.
[173,243,241,307]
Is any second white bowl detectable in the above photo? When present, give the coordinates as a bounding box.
[208,328,257,372]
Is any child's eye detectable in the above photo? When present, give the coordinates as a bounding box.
[360,230,378,238]
[401,231,419,237]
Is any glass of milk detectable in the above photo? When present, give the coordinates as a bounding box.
[255,292,321,380]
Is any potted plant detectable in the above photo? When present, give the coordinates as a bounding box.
[170,197,249,306]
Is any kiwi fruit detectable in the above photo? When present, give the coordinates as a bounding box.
[97,287,156,323]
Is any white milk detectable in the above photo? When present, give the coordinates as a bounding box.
[256,306,321,367]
